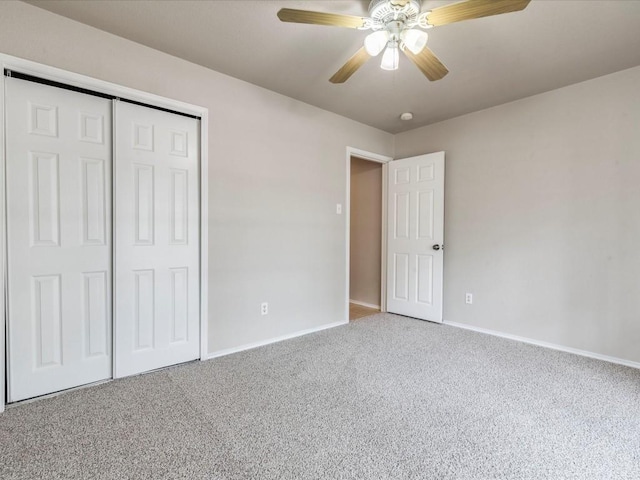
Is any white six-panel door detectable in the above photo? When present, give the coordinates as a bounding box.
[386,152,445,322]
[6,78,112,402]
[114,101,200,378]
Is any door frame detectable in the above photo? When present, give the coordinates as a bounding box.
[345,147,393,322]
[0,53,210,412]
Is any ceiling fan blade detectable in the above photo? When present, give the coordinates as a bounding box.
[330,47,372,84]
[403,47,449,81]
[426,0,531,27]
[277,8,367,29]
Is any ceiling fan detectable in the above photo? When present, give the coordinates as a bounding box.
[277,0,531,83]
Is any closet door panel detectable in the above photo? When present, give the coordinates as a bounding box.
[114,102,200,377]
[6,78,112,402]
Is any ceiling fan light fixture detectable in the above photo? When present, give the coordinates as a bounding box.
[364,30,390,56]
[276,0,533,84]
[380,42,399,71]
[401,29,428,55]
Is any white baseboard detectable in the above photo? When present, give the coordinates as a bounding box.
[349,299,381,310]
[443,320,640,370]
[204,320,349,360]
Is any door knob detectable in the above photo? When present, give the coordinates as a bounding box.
[432,244,443,251]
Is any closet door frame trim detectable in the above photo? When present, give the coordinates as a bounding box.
[0,54,210,412]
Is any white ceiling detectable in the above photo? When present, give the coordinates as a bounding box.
[24,0,640,133]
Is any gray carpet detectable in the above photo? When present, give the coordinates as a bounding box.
[1,313,639,479]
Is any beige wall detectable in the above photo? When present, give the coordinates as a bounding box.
[395,66,640,364]
[350,157,382,307]
[0,1,394,354]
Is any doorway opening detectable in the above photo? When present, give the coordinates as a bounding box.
[345,148,446,325]
[345,147,392,322]
[349,156,383,320]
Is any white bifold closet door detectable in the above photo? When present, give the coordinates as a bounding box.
[113,101,200,378]
[6,78,112,402]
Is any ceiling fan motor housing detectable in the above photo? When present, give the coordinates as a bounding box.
[368,0,422,28]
